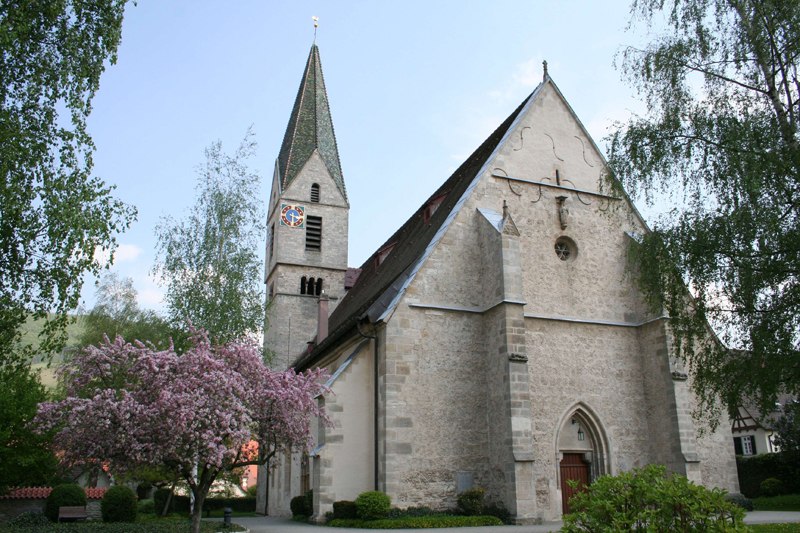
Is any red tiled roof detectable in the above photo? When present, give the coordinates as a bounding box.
[1,486,107,500]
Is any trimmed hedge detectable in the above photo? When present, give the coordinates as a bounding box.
[327,515,503,528]
[44,484,87,522]
[355,491,391,520]
[101,486,138,523]
[737,451,800,497]
[333,500,358,519]
[203,496,256,514]
[0,521,227,532]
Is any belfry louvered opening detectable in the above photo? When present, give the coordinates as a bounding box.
[305,216,322,251]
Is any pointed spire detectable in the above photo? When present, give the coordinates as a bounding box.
[277,44,346,199]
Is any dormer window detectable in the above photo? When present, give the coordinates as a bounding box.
[310,183,320,203]
[423,192,448,223]
[375,242,396,268]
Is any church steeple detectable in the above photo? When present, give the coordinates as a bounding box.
[277,44,346,201]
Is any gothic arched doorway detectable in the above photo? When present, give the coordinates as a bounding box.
[556,405,610,515]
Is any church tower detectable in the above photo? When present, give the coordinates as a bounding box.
[264,44,349,370]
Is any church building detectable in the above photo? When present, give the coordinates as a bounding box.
[256,43,740,523]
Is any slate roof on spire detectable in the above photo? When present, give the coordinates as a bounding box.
[277,44,346,199]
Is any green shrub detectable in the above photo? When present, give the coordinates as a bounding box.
[44,483,87,522]
[354,490,391,520]
[290,494,308,517]
[483,501,511,524]
[153,487,174,516]
[761,477,785,497]
[387,505,436,518]
[736,450,800,497]
[333,500,359,519]
[245,484,258,497]
[327,515,503,528]
[726,492,755,511]
[753,493,800,511]
[101,485,138,522]
[138,497,156,514]
[561,464,748,532]
[456,487,485,516]
[6,510,49,527]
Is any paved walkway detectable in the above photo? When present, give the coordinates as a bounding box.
[212,511,800,533]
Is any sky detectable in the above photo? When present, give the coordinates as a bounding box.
[83,1,659,312]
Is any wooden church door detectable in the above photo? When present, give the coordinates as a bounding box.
[559,453,589,515]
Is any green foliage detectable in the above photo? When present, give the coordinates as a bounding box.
[609,0,800,421]
[0,0,136,366]
[153,130,264,345]
[101,485,138,523]
[760,478,786,498]
[386,506,436,519]
[737,451,800,497]
[327,515,503,528]
[354,491,391,520]
[137,498,155,515]
[79,273,180,352]
[44,484,87,522]
[749,526,800,533]
[754,494,800,512]
[0,360,60,493]
[482,502,511,524]
[333,500,359,520]
[725,493,754,512]
[290,495,308,517]
[456,487,485,516]
[153,488,174,516]
[560,464,747,532]
[774,401,800,452]
[0,520,233,532]
[5,510,49,527]
[203,496,255,514]
[245,484,258,498]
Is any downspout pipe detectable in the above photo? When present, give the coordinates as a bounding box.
[357,319,379,491]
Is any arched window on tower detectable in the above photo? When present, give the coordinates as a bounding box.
[300,276,307,295]
[315,278,323,296]
[310,183,320,203]
[308,277,316,295]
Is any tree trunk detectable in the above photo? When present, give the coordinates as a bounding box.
[190,489,206,533]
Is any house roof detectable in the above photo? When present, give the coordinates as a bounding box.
[277,44,346,200]
[294,80,542,370]
[0,486,107,499]
[732,395,796,432]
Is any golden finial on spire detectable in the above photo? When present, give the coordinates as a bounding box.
[312,16,319,40]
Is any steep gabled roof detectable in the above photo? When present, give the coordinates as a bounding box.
[277,44,346,199]
[294,82,541,370]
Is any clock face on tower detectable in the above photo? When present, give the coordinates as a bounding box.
[280,204,305,228]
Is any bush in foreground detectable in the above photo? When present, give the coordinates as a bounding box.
[355,491,391,520]
[561,464,747,532]
[456,487,485,516]
[44,484,87,522]
[333,500,359,519]
[328,515,503,528]
[101,485,138,522]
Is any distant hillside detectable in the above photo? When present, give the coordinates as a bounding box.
[19,315,85,390]
[20,314,85,364]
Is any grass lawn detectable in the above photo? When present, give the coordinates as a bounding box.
[754,494,800,512]
[748,525,800,532]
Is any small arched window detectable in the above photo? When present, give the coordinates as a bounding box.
[310,183,320,203]
[300,276,308,294]
[315,278,323,296]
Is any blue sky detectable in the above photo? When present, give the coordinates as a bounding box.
[84,1,656,311]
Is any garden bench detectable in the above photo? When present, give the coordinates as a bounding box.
[58,505,88,522]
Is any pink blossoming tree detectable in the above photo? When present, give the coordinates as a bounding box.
[35,330,328,533]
